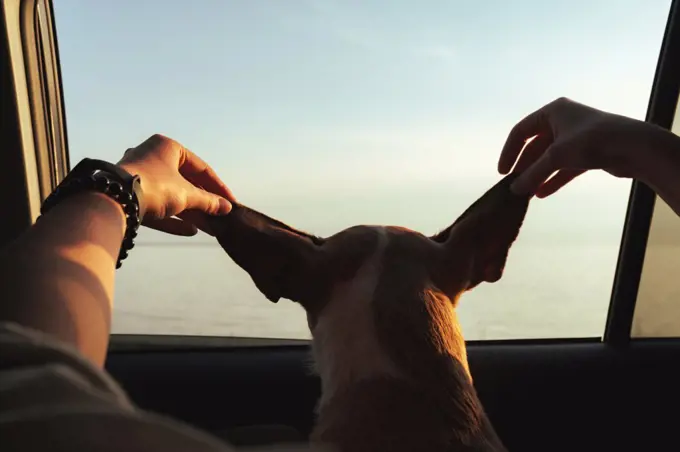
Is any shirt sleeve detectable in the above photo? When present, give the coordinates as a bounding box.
[0,321,329,452]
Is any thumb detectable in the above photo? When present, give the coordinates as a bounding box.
[186,185,233,216]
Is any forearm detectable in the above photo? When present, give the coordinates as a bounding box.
[0,192,125,366]
[637,125,680,217]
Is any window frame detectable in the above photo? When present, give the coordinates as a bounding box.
[0,0,43,246]
[5,0,680,348]
[21,0,70,200]
[0,0,69,249]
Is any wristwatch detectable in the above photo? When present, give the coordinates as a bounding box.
[39,158,145,269]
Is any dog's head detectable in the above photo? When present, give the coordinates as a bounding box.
[210,174,529,322]
[210,174,527,448]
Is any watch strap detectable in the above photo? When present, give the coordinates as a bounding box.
[39,158,145,269]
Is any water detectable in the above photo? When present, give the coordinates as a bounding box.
[112,241,618,340]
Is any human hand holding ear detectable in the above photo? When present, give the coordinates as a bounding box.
[118,134,236,236]
[499,97,679,198]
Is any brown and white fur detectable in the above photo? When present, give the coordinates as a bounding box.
[210,174,531,452]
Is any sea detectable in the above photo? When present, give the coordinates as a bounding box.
[111,240,620,341]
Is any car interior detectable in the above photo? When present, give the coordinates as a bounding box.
[3,1,680,451]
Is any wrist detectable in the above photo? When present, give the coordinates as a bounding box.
[636,125,680,181]
[31,190,126,247]
[40,158,145,268]
[115,161,148,219]
[59,191,127,239]
[636,125,680,213]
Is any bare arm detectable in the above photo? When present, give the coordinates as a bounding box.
[0,134,234,367]
[0,193,125,366]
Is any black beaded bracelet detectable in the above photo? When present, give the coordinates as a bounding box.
[38,159,144,269]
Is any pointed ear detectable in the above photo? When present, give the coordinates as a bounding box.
[431,173,531,289]
[208,204,327,305]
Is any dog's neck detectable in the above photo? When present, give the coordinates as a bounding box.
[308,229,505,451]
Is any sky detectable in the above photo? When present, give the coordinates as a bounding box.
[52,0,672,245]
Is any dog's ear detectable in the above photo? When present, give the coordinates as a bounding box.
[431,173,531,291]
[209,204,327,305]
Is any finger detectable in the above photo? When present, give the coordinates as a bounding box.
[510,144,562,196]
[184,184,233,216]
[179,148,237,202]
[177,210,215,236]
[499,106,552,174]
[512,133,554,174]
[535,169,585,198]
[143,217,199,236]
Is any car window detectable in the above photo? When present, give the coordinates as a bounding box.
[53,0,672,340]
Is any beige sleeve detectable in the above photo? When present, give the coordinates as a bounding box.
[0,322,330,452]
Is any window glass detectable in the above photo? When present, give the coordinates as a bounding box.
[53,1,671,339]
[632,99,680,338]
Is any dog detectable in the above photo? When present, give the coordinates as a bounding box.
[209,173,531,452]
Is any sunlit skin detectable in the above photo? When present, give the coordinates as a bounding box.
[0,135,235,366]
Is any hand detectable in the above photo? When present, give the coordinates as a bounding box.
[498,97,669,197]
[117,134,236,236]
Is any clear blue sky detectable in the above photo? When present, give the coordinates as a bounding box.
[53,0,672,244]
